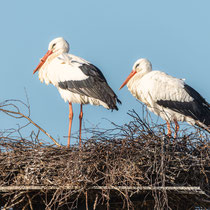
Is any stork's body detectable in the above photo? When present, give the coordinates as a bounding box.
[120,58,210,136]
[34,37,121,147]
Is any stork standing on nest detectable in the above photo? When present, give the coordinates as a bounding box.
[33,37,121,148]
[120,58,210,137]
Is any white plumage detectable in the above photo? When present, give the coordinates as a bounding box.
[39,54,89,85]
[120,58,210,137]
[39,53,107,106]
[33,37,121,147]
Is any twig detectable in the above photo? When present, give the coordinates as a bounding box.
[0,107,61,147]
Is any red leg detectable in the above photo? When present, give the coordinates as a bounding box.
[67,103,73,148]
[166,121,172,137]
[79,104,83,148]
[174,120,179,138]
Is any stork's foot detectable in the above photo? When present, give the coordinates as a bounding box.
[167,133,172,138]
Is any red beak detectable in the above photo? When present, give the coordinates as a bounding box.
[119,70,137,90]
[33,50,53,74]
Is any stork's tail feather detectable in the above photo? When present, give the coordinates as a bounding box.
[182,84,210,133]
[109,97,122,111]
[195,105,210,133]
[117,98,122,105]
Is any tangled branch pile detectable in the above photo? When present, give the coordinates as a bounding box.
[0,100,209,209]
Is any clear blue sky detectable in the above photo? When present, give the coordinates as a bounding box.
[1,0,209,146]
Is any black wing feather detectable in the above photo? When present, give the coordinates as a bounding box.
[157,84,210,127]
[58,63,121,110]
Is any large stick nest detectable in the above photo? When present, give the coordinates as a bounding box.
[0,100,209,209]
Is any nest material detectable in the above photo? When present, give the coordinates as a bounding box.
[0,106,210,209]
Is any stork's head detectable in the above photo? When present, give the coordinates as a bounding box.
[33,37,70,74]
[119,58,152,90]
[133,58,152,73]
[48,37,69,54]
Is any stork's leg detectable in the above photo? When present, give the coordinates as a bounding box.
[166,121,172,137]
[67,102,73,148]
[174,120,179,138]
[79,104,83,148]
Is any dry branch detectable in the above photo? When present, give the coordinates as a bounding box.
[0,99,61,147]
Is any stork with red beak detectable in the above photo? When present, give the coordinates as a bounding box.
[33,37,121,147]
[120,58,210,137]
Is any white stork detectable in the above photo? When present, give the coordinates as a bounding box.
[33,37,121,147]
[120,58,210,137]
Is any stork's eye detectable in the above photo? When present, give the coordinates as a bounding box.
[52,43,56,48]
[135,63,140,68]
